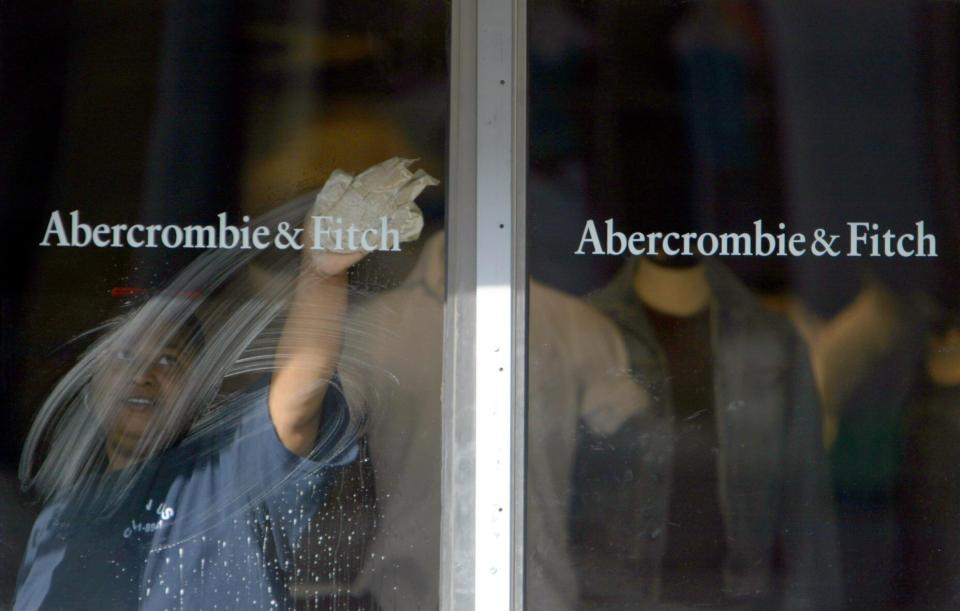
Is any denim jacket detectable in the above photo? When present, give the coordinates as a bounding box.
[585,260,842,609]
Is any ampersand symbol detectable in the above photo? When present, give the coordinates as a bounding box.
[811,228,840,257]
[275,221,303,250]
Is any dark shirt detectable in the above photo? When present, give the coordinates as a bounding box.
[644,305,727,605]
[15,383,356,611]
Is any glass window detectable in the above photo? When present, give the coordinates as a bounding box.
[1,1,448,608]
[526,1,960,609]
[6,1,960,609]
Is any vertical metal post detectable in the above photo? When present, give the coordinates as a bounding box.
[443,0,526,609]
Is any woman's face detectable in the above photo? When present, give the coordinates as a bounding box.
[94,329,195,468]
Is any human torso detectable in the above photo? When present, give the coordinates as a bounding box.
[16,385,355,611]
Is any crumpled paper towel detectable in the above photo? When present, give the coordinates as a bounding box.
[310,157,438,252]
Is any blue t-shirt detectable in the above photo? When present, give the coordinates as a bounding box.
[14,383,357,611]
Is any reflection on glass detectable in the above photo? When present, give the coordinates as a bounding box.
[529,0,959,609]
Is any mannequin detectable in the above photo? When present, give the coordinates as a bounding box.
[578,256,841,609]
[633,256,709,317]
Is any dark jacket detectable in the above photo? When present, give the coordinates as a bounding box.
[583,260,842,609]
